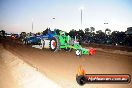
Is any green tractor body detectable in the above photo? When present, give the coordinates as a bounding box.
[41,30,95,56]
[54,31,90,56]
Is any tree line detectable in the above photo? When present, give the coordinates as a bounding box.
[68,27,132,47]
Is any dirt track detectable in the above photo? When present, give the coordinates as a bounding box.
[1,39,132,88]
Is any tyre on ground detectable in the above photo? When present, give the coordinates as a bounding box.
[49,36,60,52]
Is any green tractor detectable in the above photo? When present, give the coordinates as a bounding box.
[48,31,96,56]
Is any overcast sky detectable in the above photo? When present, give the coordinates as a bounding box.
[0,0,132,33]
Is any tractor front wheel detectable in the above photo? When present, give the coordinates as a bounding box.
[76,50,81,56]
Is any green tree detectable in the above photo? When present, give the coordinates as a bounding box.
[90,27,95,33]
[96,30,103,34]
[84,28,89,34]
[105,28,111,35]
[69,29,76,38]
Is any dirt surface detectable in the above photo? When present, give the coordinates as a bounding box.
[0,60,18,88]
[0,44,18,88]
[0,43,61,88]
[0,39,132,88]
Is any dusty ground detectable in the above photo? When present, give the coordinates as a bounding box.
[0,43,61,88]
[0,44,18,88]
[0,39,132,88]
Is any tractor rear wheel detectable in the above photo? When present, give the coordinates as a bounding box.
[49,36,60,52]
